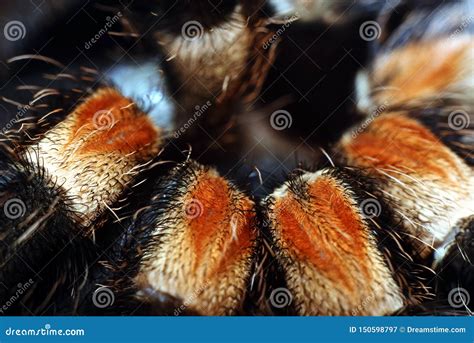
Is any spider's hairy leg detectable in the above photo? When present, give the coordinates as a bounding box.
[338,35,474,259]
[338,112,474,257]
[104,161,257,315]
[0,87,162,314]
[265,4,474,316]
[135,0,280,165]
[23,87,161,228]
[262,168,426,315]
[0,144,94,315]
[154,0,275,124]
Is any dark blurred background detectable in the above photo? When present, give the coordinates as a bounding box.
[0,0,380,133]
[0,1,386,191]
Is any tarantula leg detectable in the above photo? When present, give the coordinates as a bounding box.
[0,144,94,314]
[262,168,426,315]
[339,37,474,258]
[0,87,162,314]
[338,112,474,257]
[23,87,161,230]
[110,160,257,315]
[156,0,275,124]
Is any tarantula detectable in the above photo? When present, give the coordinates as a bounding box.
[0,0,473,316]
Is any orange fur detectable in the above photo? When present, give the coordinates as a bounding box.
[72,88,131,129]
[273,176,371,294]
[136,166,256,315]
[79,117,158,155]
[68,88,159,157]
[186,173,254,278]
[372,38,473,105]
[342,113,465,184]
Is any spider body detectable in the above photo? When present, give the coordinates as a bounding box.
[0,0,472,316]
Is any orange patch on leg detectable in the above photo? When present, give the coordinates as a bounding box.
[372,37,473,105]
[79,117,158,156]
[341,113,464,183]
[68,88,160,158]
[136,163,257,315]
[185,171,255,278]
[266,170,403,315]
[271,174,371,293]
[72,88,132,129]
[340,112,474,255]
[24,87,163,225]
